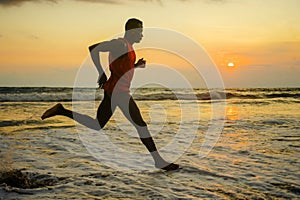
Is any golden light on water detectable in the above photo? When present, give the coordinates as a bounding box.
[226,106,240,121]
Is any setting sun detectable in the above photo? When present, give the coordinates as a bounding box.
[227,62,235,67]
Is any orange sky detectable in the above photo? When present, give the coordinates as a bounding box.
[0,0,299,87]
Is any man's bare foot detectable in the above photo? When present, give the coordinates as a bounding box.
[41,103,64,120]
[160,163,179,171]
[155,161,179,171]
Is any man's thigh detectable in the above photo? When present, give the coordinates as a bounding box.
[114,92,146,127]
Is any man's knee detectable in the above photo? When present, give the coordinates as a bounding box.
[134,119,147,127]
[129,112,147,127]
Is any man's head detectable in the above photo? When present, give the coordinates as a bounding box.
[125,18,143,31]
[124,18,143,44]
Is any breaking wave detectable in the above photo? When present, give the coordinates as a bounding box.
[0,87,299,102]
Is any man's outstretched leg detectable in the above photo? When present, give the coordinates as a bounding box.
[41,103,102,130]
[41,92,114,130]
[117,93,179,171]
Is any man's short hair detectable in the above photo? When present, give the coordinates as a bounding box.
[125,18,143,31]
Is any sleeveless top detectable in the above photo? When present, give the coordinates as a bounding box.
[103,38,136,93]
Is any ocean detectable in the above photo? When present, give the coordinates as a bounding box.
[0,87,299,199]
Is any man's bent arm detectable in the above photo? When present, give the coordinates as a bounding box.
[88,40,127,75]
[89,42,108,76]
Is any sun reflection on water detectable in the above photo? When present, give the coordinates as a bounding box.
[226,106,240,121]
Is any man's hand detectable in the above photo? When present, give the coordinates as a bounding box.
[135,58,146,68]
[97,74,107,89]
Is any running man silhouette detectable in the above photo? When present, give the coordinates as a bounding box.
[41,18,179,171]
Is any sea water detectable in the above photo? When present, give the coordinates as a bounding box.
[0,87,299,199]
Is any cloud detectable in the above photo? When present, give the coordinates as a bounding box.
[28,34,40,40]
[0,0,164,7]
[74,0,121,4]
[74,0,226,5]
[74,0,163,5]
[207,0,226,2]
[0,0,57,7]
[0,0,225,7]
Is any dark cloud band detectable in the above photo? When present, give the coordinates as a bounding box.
[0,0,57,7]
[0,0,225,7]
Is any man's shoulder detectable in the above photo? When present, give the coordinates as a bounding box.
[109,38,128,56]
[109,38,127,49]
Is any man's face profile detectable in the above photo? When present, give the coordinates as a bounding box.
[128,23,143,43]
[134,27,143,43]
